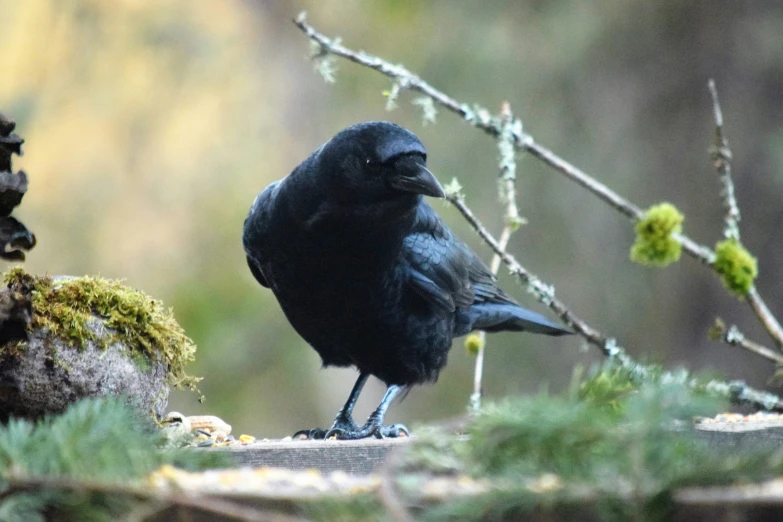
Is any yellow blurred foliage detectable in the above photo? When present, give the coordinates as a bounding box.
[0,0,279,286]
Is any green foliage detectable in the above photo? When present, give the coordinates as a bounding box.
[468,396,617,478]
[0,398,227,521]
[396,368,783,521]
[577,363,652,414]
[713,238,757,297]
[630,203,684,266]
[3,268,201,391]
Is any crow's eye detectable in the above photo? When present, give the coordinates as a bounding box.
[365,158,372,165]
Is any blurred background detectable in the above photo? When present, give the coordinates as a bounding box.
[2,0,782,436]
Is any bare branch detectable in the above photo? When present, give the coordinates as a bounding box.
[707,79,741,240]
[497,102,525,229]
[469,225,512,412]
[294,15,783,406]
[710,318,783,365]
[293,16,783,350]
[448,194,619,350]
[294,15,642,221]
[446,193,783,411]
[747,286,783,349]
[471,104,522,411]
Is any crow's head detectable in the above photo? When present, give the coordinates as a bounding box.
[313,121,445,203]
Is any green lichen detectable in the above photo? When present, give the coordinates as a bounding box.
[713,238,757,297]
[3,268,201,393]
[630,203,684,267]
[464,333,484,356]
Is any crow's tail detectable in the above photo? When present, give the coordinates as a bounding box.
[465,303,571,336]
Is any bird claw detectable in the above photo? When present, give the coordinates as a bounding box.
[379,423,409,438]
[292,428,329,440]
[293,413,360,440]
[294,422,409,441]
[324,428,346,440]
[318,423,410,441]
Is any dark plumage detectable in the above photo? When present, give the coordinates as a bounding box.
[243,121,570,439]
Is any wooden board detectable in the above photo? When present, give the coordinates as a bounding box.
[694,420,783,450]
[203,421,783,476]
[205,437,410,475]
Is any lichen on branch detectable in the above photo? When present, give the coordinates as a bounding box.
[630,203,684,267]
[713,239,757,298]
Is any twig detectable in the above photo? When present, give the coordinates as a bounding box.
[497,103,525,230]
[294,15,783,408]
[704,81,783,355]
[470,226,511,412]
[470,103,523,411]
[448,194,614,349]
[709,318,783,365]
[707,79,741,241]
[746,286,783,349]
[294,13,643,222]
[293,14,783,350]
[706,80,783,348]
[447,193,783,411]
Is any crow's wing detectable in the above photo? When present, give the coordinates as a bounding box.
[246,256,269,288]
[243,181,281,289]
[403,202,515,315]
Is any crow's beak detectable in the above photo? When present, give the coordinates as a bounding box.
[389,163,446,198]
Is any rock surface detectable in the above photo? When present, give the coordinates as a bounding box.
[0,319,169,420]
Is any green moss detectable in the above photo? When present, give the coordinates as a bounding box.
[713,238,757,297]
[3,268,201,393]
[630,203,684,267]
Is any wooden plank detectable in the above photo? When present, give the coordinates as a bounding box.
[205,437,410,475]
[180,425,783,521]
[694,420,783,451]
[201,421,783,476]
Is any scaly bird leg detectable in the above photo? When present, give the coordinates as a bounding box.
[327,384,409,440]
[293,372,369,440]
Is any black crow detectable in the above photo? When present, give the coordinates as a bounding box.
[243,122,570,440]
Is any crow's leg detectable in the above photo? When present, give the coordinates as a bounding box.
[328,384,409,440]
[293,372,369,440]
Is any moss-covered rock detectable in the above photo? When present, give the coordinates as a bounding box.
[0,269,201,420]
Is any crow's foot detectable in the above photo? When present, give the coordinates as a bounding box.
[325,422,409,441]
[292,428,328,440]
[378,423,409,438]
[293,413,359,440]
